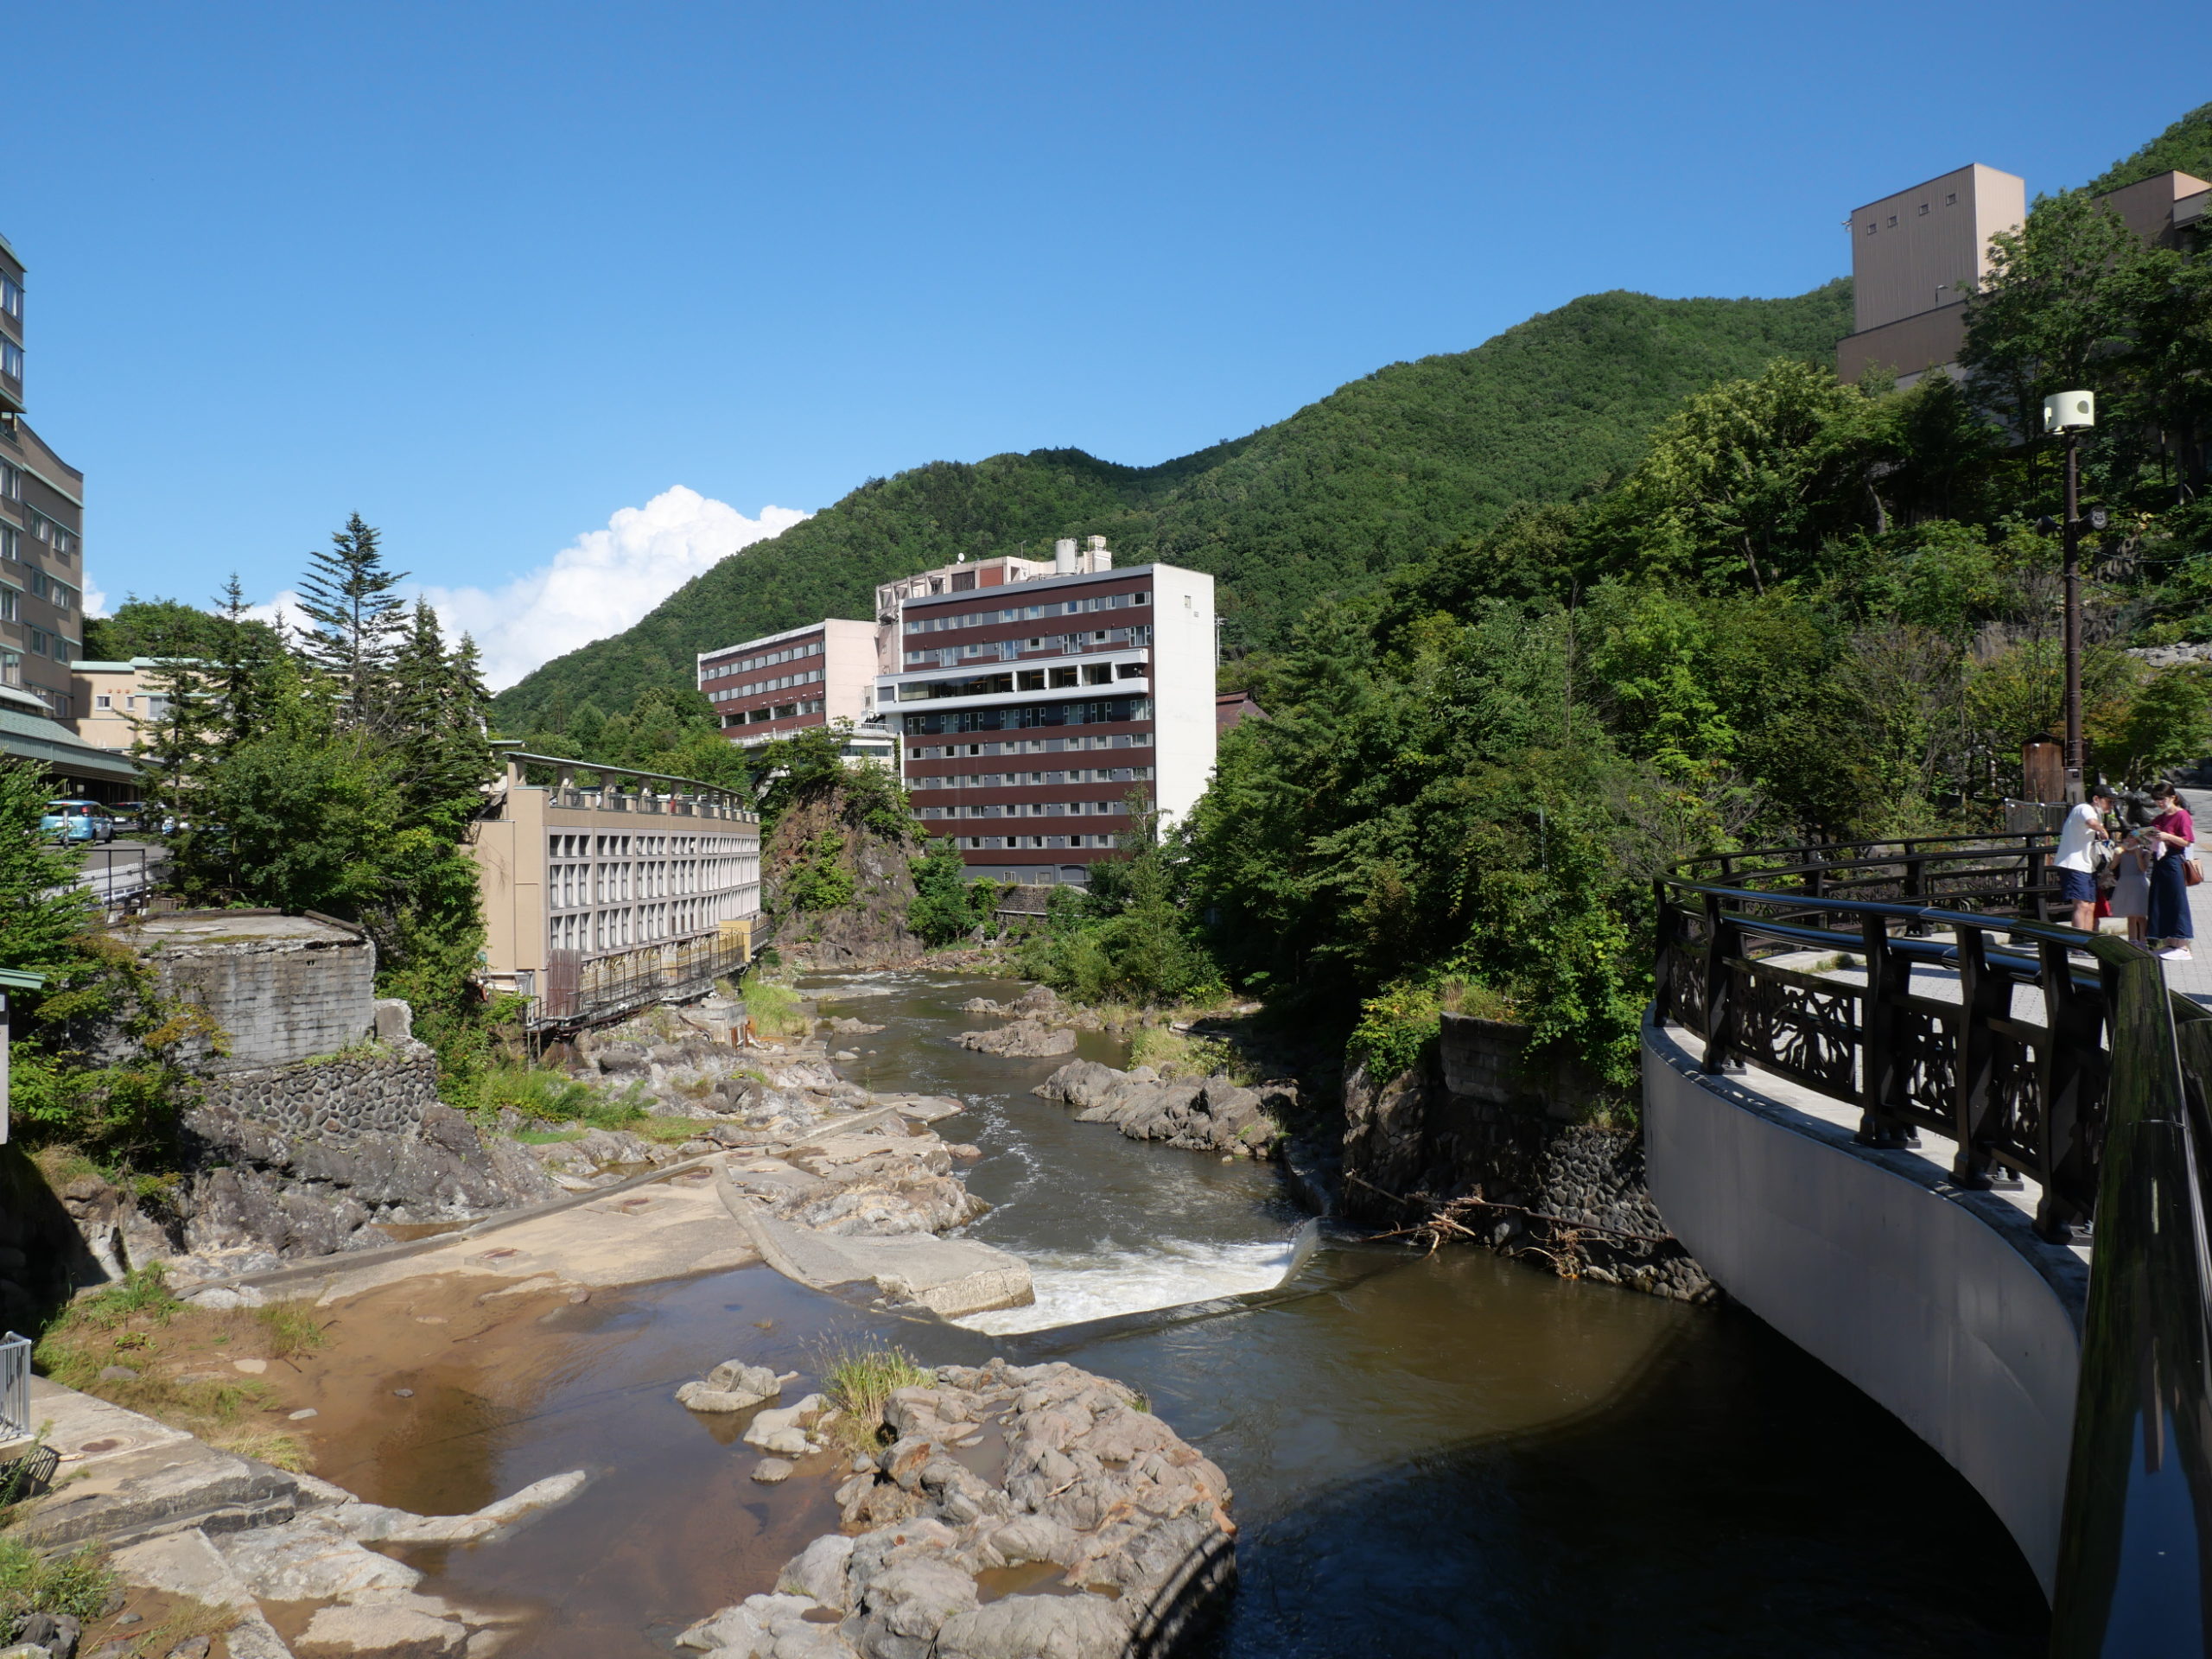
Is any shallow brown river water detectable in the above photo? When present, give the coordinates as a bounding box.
[318,969,2045,1657]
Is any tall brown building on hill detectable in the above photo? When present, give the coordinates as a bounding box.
[1836,162,2209,388]
[0,232,89,721]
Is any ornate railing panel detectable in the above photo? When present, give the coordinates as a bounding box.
[1656,828,2212,1652]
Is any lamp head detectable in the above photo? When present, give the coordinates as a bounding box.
[2044,391,2095,433]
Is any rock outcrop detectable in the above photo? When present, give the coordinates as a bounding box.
[1034,1060,1284,1160]
[1341,1013,1713,1303]
[761,784,929,969]
[177,1094,561,1265]
[678,1360,1235,1659]
[956,1020,1077,1058]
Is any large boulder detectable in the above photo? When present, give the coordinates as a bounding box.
[1034,1062,1281,1159]
[957,1021,1077,1058]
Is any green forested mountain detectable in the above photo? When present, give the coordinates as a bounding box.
[493,281,1854,729]
[2083,102,2212,195]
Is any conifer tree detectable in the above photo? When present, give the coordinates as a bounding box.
[297,513,408,725]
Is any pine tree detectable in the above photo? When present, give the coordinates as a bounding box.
[296,513,409,725]
[208,574,284,754]
[388,601,496,834]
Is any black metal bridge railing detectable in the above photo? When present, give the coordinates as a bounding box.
[1655,829,2212,1654]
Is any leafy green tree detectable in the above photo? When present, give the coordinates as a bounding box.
[0,759,207,1162]
[1961,191,2155,440]
[909,836,984,947]
[1602,359,1883,594]
[2099,667,2212,785]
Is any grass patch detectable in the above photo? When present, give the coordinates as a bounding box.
[254,1300,327,1361]
[206,1427,308,1471]
[62,1264,184,1332]
[1439,976,1518,1022]
[34,1267,320,1471]
[0,1537,117,1627]
[477,1064,600,1123]
[1128,1027,1250,1083]
[739,971,808,1041]
[135,1592,242,1653]
[513,1128,586,1145]
[628,1116,709,1146]
[816,1340,932,1455]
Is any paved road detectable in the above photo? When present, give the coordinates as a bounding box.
[67,838,170,909]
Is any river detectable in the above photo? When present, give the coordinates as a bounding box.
[341,969,2046,1656]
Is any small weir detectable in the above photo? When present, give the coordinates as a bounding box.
[327,970,2043,1656]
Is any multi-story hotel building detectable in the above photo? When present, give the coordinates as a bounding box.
[467,751,762,1028]
[696,616,893,765]
[1837,162,2209,387]
[877,543,1216,886]
[0,232,89,720]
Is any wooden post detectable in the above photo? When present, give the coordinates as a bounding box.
[1857,912,1915,1147]
[2034,938,2107,1241]
[1701,892,1738,1073]
[1950,926,2009,1188]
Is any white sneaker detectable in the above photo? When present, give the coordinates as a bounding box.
[2163,947,2196,961]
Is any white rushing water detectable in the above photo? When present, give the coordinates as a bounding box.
[950,1231,1308,1335]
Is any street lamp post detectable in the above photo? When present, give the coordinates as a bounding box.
[2045,391,2097,803]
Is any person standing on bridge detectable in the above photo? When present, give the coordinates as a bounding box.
[2146,781,2197,962]
[2054,784,2117,934]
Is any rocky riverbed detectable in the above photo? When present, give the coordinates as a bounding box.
[675,1359,1236,1659]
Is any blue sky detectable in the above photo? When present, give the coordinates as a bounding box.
[9,3,2206,684]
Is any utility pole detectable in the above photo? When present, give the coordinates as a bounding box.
[2063,425,2082,800]
[2045,392,2096,803]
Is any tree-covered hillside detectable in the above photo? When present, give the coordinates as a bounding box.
[493,281,1853,730]
[2083,102,2212,196]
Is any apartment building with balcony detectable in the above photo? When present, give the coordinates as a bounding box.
[467,751,762,1028]
[1836,162,2210,387]
[878,544,1216,885]
[696,617,893,764]
[0,233,88,720]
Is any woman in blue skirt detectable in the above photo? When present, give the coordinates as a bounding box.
[2146,782,2197,962]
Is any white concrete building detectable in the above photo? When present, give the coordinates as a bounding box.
[876,543,1216,885]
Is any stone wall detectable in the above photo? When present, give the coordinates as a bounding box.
[1343,1012,1713,1302]
[188,1038,442,1146]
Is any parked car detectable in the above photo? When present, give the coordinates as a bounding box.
[109,800,149,832]
[41,799,117,844]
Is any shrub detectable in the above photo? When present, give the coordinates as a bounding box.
[783,831,857,913]
[475,1064,600,1123]
[738,971,807,1040]
[1346,982,1444,1081]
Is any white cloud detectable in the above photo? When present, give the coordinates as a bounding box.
[83,577,111,620]
[242,589,311,638]
[421,486,810,691]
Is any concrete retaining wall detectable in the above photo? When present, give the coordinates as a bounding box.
[126,912,376,1069]
[1642,1012,2086,1597]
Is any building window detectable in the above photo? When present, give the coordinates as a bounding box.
[1946,193,1957,206]
[93,692,111,710]
[1885,215,1897,228]
[0,340,19,381]
[0,275,20,320]
[0,587,15,623]
[0,465,17,501]
[1918,203,1929,216]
